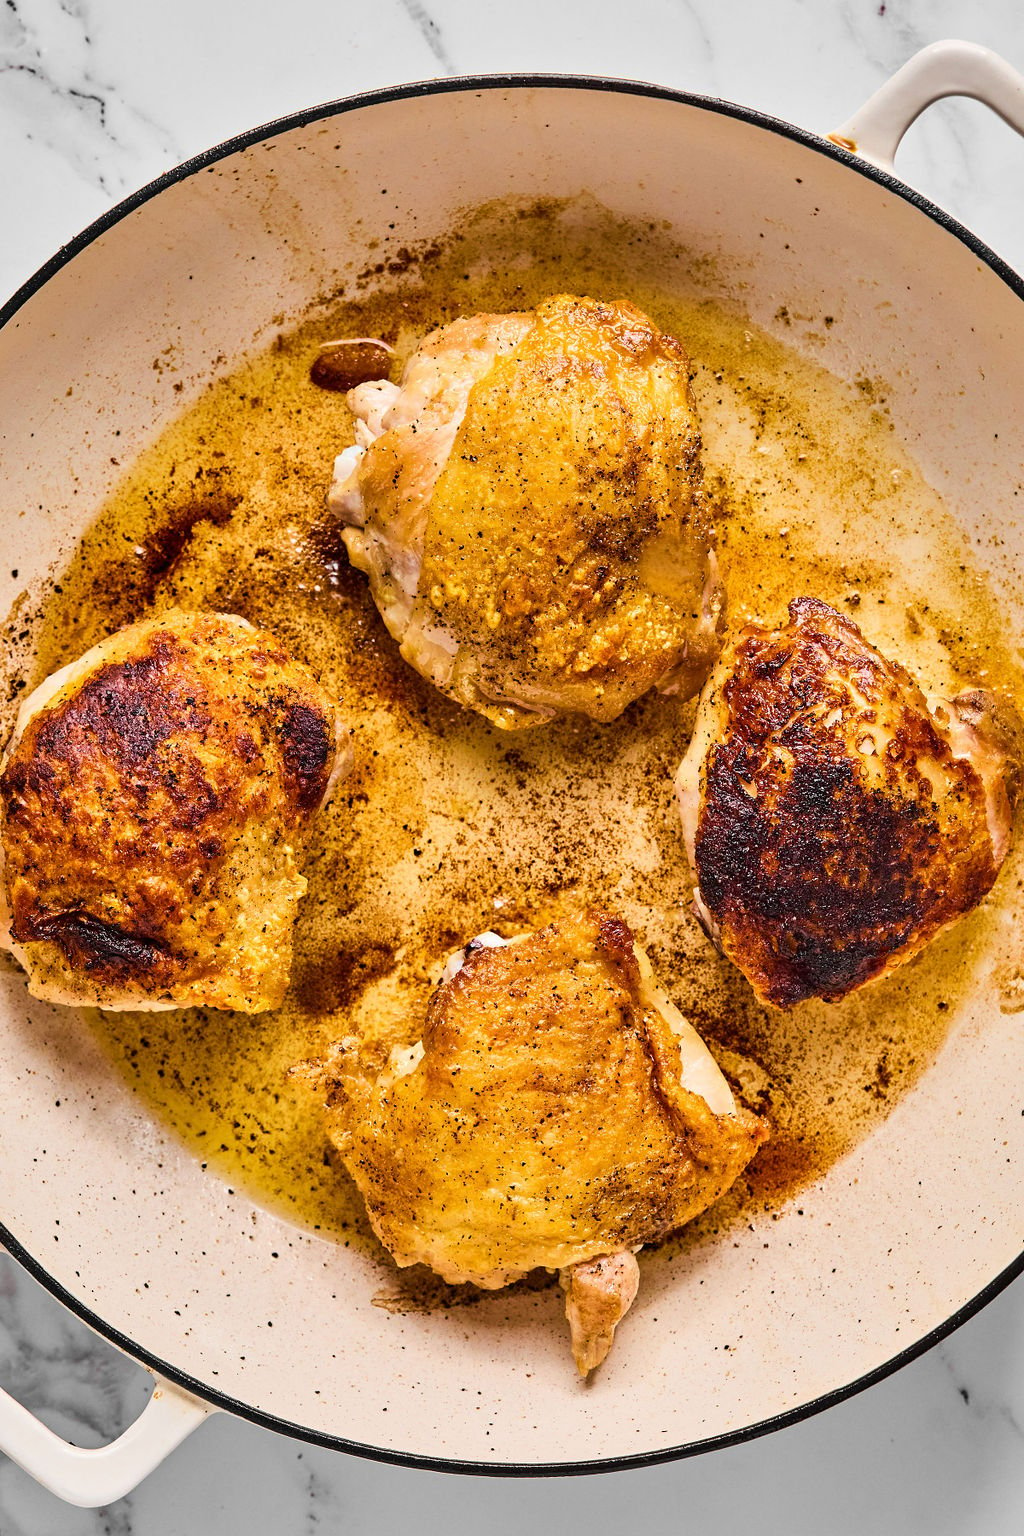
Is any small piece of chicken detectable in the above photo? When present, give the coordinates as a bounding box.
[676,596,1021,1008]
[560,1252,641,1377]
[329,294,722,729]
[326,912,766,1374]
[0,609,348,1012]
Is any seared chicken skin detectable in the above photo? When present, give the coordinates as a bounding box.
[676,597,1021,1008]
[330,294,722,729]
[324,912,766,1374]
[0,609,347,1013]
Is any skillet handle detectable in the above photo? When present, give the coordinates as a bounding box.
[0,1371,214,1508]
[830,38,1024,171]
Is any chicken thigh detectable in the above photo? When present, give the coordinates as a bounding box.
[0,609,347,1012]
[676,597,1021,1008]
[324,911,766,1374]
[329,294,721,729]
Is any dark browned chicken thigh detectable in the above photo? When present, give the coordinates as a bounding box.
[676,597,1020,1008]
[0,609,346,1012]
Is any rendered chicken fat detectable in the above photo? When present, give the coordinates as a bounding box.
[329,295,723,729]
[324,911,766,1374]
[0,609,348,1013]
[676,597,1021,1008]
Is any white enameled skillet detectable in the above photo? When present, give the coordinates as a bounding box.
[1,39,1023,1507]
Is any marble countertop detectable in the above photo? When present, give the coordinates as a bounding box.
[2,1,1024,1531]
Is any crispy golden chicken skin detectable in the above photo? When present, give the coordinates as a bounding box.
[0,609,348,1013]
[676,597,1021,1009]
[324,912,766,1373]
[329,295,722,729]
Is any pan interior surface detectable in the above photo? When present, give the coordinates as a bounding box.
[0,82,1022,1469]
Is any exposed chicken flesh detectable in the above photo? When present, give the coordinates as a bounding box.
[329,294,722,729]
[561,1251,641,1377]
[0,609,347,1012]
[322,911,766,1373]
[676,596,1021,1008]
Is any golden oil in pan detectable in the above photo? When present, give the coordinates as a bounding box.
[9,196,1024,1253]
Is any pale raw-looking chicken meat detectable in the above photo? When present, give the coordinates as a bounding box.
[329,294,722,730]
[0,609,348,1013]
[320,911,767,1375]
[676,596,1021,1008]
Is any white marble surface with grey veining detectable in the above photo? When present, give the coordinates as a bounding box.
[2,0,1024,1531]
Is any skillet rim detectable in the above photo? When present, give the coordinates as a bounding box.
[1,70,1022,1478]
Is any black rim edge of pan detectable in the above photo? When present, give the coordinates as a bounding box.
[1,70,1022,1479]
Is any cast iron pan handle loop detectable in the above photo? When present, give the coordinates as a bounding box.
[829,38,1024,171]
[0,1366,214,1507]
